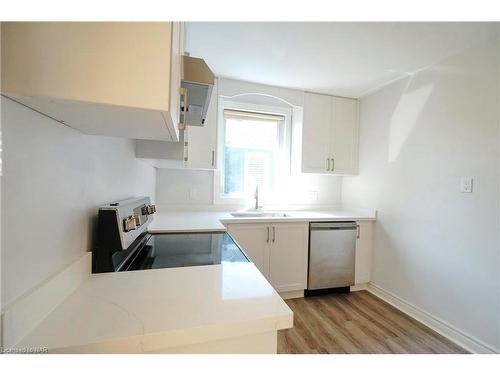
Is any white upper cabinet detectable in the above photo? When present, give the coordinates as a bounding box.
[1,22,184,141]
[301,93,332,173]
[135,79,218,170]
[301,92,359,175]
[184,79,218,170]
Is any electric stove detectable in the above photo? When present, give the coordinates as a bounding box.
[92,197,248,273]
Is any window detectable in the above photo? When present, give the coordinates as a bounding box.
[222,108,287,199]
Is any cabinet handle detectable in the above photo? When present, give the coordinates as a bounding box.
[183,132,189,163]
[266,227,270,243]
[211,150,215,167]
[179,87,188,130]
[331,157,335,171]
[272,226,276,243]
[356,224,360,239]
[327,158,330,171]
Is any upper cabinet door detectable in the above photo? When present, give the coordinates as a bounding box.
[301,92,359,175]
[330,97,359,175]
[1,22,183,141]
[184,79,218,170]
[301,92,332,173]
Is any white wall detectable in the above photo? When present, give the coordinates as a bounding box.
[1,98,156,308]
[155,78,343,208]
[342,39,500,351]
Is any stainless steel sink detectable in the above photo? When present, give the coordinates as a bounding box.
[230,212,291,218]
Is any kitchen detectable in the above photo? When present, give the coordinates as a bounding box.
[0,5,499,373]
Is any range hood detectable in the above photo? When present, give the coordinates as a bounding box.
[181,55,215,127]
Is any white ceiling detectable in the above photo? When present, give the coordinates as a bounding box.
[185,22,499,98]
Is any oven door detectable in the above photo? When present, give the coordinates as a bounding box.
[114,234,154,272]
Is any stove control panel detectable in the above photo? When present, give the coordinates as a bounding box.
[98,197,155,250]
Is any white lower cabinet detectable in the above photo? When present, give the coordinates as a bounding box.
[226,222,308,293]
[354,221,374,284]
[225,223,270,276]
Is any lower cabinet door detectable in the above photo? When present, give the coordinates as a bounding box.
[269,223,309,292]
[354,221,374,284]
[226,223,270,277]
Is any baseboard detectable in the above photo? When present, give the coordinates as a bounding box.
[279,290,304,300]
[280,285,367,299]
[350,283,369,292]
[1,252,91,349]
[366,283,498,354]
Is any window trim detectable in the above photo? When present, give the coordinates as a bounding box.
[214,98,293,206]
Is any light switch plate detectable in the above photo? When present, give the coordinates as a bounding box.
[461,177,473,193]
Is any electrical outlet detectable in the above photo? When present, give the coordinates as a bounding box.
[307,190,318,202]
[460,177,473,193]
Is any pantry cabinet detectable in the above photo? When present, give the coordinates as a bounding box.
[301,92,359,175]
[226,222,309,293]
[1,22,184,141]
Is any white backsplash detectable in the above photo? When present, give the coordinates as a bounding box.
[155,168,342,209]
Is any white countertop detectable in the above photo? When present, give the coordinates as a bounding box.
[149,208,376,233]
[18,262,292,353]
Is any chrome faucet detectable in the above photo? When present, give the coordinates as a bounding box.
[254,185,261,210]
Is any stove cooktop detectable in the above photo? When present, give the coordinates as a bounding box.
[111,231,249,272]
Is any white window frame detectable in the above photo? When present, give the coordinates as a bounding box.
[214,98,293,206]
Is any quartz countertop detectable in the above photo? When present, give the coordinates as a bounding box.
[149,208,376,233]
[18,262,292,353]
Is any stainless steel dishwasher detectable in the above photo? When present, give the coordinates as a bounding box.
[306,222,357,295]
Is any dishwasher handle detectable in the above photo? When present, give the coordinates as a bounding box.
[310,222,357,230]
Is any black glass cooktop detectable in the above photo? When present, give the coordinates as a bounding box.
[112,231,249,271]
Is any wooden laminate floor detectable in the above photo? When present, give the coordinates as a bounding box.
[278,291,468,354]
